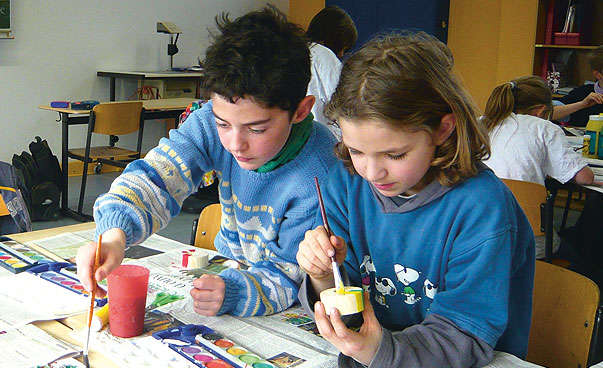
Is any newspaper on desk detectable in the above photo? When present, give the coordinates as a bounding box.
[0,324,81,368]
[16,231,544,368]
[0,272,89,331]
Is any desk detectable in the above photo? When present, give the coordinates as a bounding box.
[39,98,196,221]
[6,223,545,368]
[97,70,204,101]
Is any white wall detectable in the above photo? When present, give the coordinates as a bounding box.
[0,0,288,163]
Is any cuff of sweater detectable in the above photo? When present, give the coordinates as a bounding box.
[368,328,391,368]
[216,276,241,316]
[94,211,136,245]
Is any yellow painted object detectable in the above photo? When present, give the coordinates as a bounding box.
[585,115,603,158]
[91,303,109,332]
[320,286,364,316]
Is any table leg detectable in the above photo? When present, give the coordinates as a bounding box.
[60,113,93,222]
[110,77,116,101]
[60,113,69,212]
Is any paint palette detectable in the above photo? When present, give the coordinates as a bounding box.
[27,261,108,307]
[0,237,54,273]
[153,324,276,368]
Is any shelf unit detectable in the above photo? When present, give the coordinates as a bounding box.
[533,0,603,88]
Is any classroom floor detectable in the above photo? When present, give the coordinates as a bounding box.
[31,172,198,245]
[31,172,582,247]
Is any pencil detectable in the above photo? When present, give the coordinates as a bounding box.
[83,234,102,368]
[313,177,345,295]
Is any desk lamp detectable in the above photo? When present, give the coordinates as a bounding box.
[157,21,182,70]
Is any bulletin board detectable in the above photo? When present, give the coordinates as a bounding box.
[0,0,11,37]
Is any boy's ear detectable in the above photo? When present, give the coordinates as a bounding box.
[434,113,456,145]
[291,95,315,124]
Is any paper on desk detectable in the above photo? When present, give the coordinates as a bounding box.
[28,231,191,262]
[0,272,89,330]
[160,299,338,368]
[69,328,197,368]
[483,351,544,367]
[0,324,81,368]
[26,232,89,262]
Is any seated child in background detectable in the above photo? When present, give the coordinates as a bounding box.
[296,32,535,367]
[76,6,338,317]
[555,46,603,126]
[483,76,595,186]
[305,5,357,138]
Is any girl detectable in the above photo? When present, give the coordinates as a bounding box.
[483,76,595,186]
[296,33,535,368]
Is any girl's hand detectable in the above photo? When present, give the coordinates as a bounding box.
[190,274,225,316]
[314,292,382,365]
[76,228,126,297]
[582,92,603,108]
[296,226,347,281]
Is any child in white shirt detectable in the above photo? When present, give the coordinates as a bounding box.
[482,76,595,186]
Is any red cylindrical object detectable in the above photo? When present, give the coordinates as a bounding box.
[107,265,149,338]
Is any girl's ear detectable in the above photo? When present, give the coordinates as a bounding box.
[292,95,316,124]
[434,113,456,145]
[529,105,547,118]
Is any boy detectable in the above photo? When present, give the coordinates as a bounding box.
[305,6,357,136]
[555,46,603,126]
[76,6,337,317]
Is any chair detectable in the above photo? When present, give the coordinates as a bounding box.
[527,260,600,368]
[190,203,221,251]
[67,101,144,215]
[501,178,555,261]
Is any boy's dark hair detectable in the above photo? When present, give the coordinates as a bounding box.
[306,6,358,57]
[202,6,310,115]
[589,46,603,72]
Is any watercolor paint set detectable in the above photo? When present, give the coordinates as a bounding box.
[27,261,108,307]
[153,324,276,368]
[0,236,54,273]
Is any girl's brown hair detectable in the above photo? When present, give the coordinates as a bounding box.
[325,32,489,187]
[483,76,552,132]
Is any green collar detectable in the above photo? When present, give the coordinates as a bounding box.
[255,113,314,173]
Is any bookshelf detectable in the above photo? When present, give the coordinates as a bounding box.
[533,0,603,89]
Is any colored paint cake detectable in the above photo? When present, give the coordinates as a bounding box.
[0,239,53,273]
[153,324,276,368]
[27,262,107,306]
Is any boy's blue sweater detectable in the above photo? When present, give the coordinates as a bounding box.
[320,163,535,358]
[94,101,338,316]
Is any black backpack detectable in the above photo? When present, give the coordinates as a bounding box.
[11,137,62,221]
[29,136,63,190]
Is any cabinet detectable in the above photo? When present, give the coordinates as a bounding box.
[533,0,603,91]
[448,0,539,110]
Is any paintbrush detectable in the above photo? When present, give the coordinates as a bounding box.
[83,234,102,368]
[314,177,346,295]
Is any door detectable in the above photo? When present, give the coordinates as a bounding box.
[326,0,450,50]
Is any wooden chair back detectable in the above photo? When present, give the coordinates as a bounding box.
[527,260,600,368]
[502,178,546,236]
[91,101,143,136]
[193,203,221,251]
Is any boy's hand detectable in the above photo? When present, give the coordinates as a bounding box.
[582,92,603,108]
[190,274,225,316]
[297,226,347,281]
[76,228,126,297]
[314,292,382,366]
